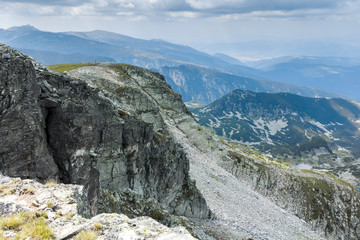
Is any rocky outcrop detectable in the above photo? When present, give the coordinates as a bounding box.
[0,44,210,224]
[0,174,196,240]
[226,150,360,239]
[0,45,58,180]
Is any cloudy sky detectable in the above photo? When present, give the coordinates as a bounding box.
[1,0,360,59]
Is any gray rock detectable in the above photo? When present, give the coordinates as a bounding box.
[0,174,196,240]
[0,44,210,224]
[2,53,10,59]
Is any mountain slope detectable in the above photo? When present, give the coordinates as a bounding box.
[159,64,342,104]
[192,89,360,167]
[18,48,116,65]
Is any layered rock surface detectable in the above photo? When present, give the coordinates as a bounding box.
[0,44,210,224]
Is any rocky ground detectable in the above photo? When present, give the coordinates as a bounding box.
[0,174,195,240]
[167,123,325,240]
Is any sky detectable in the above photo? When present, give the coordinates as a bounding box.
[1,0,360,59]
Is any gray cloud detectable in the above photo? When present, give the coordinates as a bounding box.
[150,0,354,16]
[0,0,358,18]
[0,0,86,6]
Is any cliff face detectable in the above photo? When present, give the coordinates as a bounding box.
[0,44,210,221]
[225,150,360,239]
[0,45,58,180]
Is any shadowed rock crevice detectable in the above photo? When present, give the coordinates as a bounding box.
[44,107,71,184]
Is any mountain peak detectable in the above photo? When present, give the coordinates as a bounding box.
[7,25,39,32]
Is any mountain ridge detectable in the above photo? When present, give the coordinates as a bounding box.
[192,89,360,176]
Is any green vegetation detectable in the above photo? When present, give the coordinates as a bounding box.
[115,86,131,94]
[322,171,355,190]
[45,179,58,187]
[149,210,164,222]
[47,63,99,72]
[154,132,168,145]
[219,138,232,148]
[0,183,37,196]
[297,175,335,232]
[37,211,48,219]
[109,64,131,79]
[0,214,25,230]
[93,222,103,231]
[228,144,289,169]
[118,109,130,117]
[299,169,355,190]
[17,217,54,240]
[75,230,98,240]
[0,212,54,239]
[46,201,55,209]
[297,136,331,154]
[0,184,15,196]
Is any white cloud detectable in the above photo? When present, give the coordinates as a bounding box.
[167,11,200,19]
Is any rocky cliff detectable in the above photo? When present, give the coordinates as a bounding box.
[225,150,360,239]
[0,44,210,224]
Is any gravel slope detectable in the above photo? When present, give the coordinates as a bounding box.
[167,122,325,240]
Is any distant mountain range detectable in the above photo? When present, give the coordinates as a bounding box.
[1,25,359,102]
[0,25,253,72]
[248,56,360,101]
[192,89,360,168]
[158,64,342,104]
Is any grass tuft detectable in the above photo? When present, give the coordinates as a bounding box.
[45,179,58,187]
[0,212,54,239]
[0,214,25,230]
[16,217,54,240]
[46,201,55,209]
[75,230,98,240]
[93,222,103,231]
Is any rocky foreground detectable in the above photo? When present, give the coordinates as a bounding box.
[0,174,195,239]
